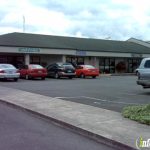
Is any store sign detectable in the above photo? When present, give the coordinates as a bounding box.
[131,53,142,57]
[76,50,86,56]
[18,47,40,53]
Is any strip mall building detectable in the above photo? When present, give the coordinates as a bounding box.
[0,32,150,73]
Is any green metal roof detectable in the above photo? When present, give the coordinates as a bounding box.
[0,32,150,54]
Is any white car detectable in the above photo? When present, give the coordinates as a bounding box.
[0,64,20,81]
[137,58,150,88]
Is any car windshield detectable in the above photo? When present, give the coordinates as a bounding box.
[0,64,16,69]
[84,65,95,69]
[58,63,74,69]
[30,65,43,69]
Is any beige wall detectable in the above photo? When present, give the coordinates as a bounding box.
[1,46,150,58]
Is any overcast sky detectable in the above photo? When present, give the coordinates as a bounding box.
[1,0,150,40]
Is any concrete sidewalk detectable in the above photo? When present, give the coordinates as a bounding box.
[0,86,149,150]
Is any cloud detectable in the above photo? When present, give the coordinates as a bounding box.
[0,0,150,40]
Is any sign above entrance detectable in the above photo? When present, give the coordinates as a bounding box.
[18,47,40,53]
[131,53,142,58]
[76,50,86,56]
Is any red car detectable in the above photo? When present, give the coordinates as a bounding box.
[76,65,100,78]
[19,64,47,80]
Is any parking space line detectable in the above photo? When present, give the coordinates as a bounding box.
[120,92,139,96]
[54,96,140,105]
[81,96,140,105]
[55,96,82,99]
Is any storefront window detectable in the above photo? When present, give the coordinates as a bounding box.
[116,61,126,73]
[127,59,142,73]
[110,58,115,73]
[0,55,24,68]
[30,56,40,64]
[0,56,7,63]
[99,58,115,73]
[66,56,84,66]
[99,58,105,73]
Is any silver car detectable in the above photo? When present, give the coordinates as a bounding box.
[137,58,150,88]
[0,64,20,81]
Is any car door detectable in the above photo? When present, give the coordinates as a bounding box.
[19,65,28,77]
[141,60,150,80]
[75,66,83,76]
[47,65,57,77]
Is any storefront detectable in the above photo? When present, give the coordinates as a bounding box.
[0,32,150,74]
[99,57,142,73]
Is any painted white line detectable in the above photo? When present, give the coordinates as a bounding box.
[81,96,140,105]
[94,102,101,104]
[55,96,82,99]
[120,93,139,96]
[81,96,108,102]
[54,96,140,105]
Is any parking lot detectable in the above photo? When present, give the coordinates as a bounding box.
[0,76,149,112]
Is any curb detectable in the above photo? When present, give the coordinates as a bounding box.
[0,99,137,150]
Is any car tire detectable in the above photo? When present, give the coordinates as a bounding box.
[80,73,85,78]
[92,76,96,79]
[54,73,59,79]
[69,76,73,79]
[41,77,45,80]
[25,75,29,80]
[14,78,18,82]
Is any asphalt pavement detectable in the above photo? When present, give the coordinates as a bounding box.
[0,85,149,150]
[0,102,115,150]
[0,76,150,112]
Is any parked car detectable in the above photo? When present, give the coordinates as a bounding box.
[19,64,47,80]
[75,65,99,78]
[137,58,150,88]
[46,63,76,79]
[134,68,139,75]
[0,64,20,81]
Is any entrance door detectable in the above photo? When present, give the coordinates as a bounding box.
[66,56,84,67]
[128,58,142,73]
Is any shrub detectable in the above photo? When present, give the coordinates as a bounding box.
[122,104,150,125]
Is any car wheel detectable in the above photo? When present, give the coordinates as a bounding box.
[69,76,73,79]
[54,73,59,79]
[14,78,18,82]
[80,73,85,78]
[25,75,29,80]
[138,73,140,80]
[92,76,96,79]
[41,77,45,80]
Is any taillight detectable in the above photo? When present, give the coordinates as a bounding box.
[0,70,5,73]
[59,68,65,72]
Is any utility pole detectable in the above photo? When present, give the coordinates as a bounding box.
[23,15,25,32]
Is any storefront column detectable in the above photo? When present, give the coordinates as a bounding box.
[94,57,99,68]
[62,55,66,63]
[25,54,30,65]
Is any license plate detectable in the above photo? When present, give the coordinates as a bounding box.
[38,71,42,73]
[68,70,72,73]
[9,71,13,74]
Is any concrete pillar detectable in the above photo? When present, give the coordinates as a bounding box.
[94,57,99,69]
[62,55,66,63]
[25,54,30,65]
